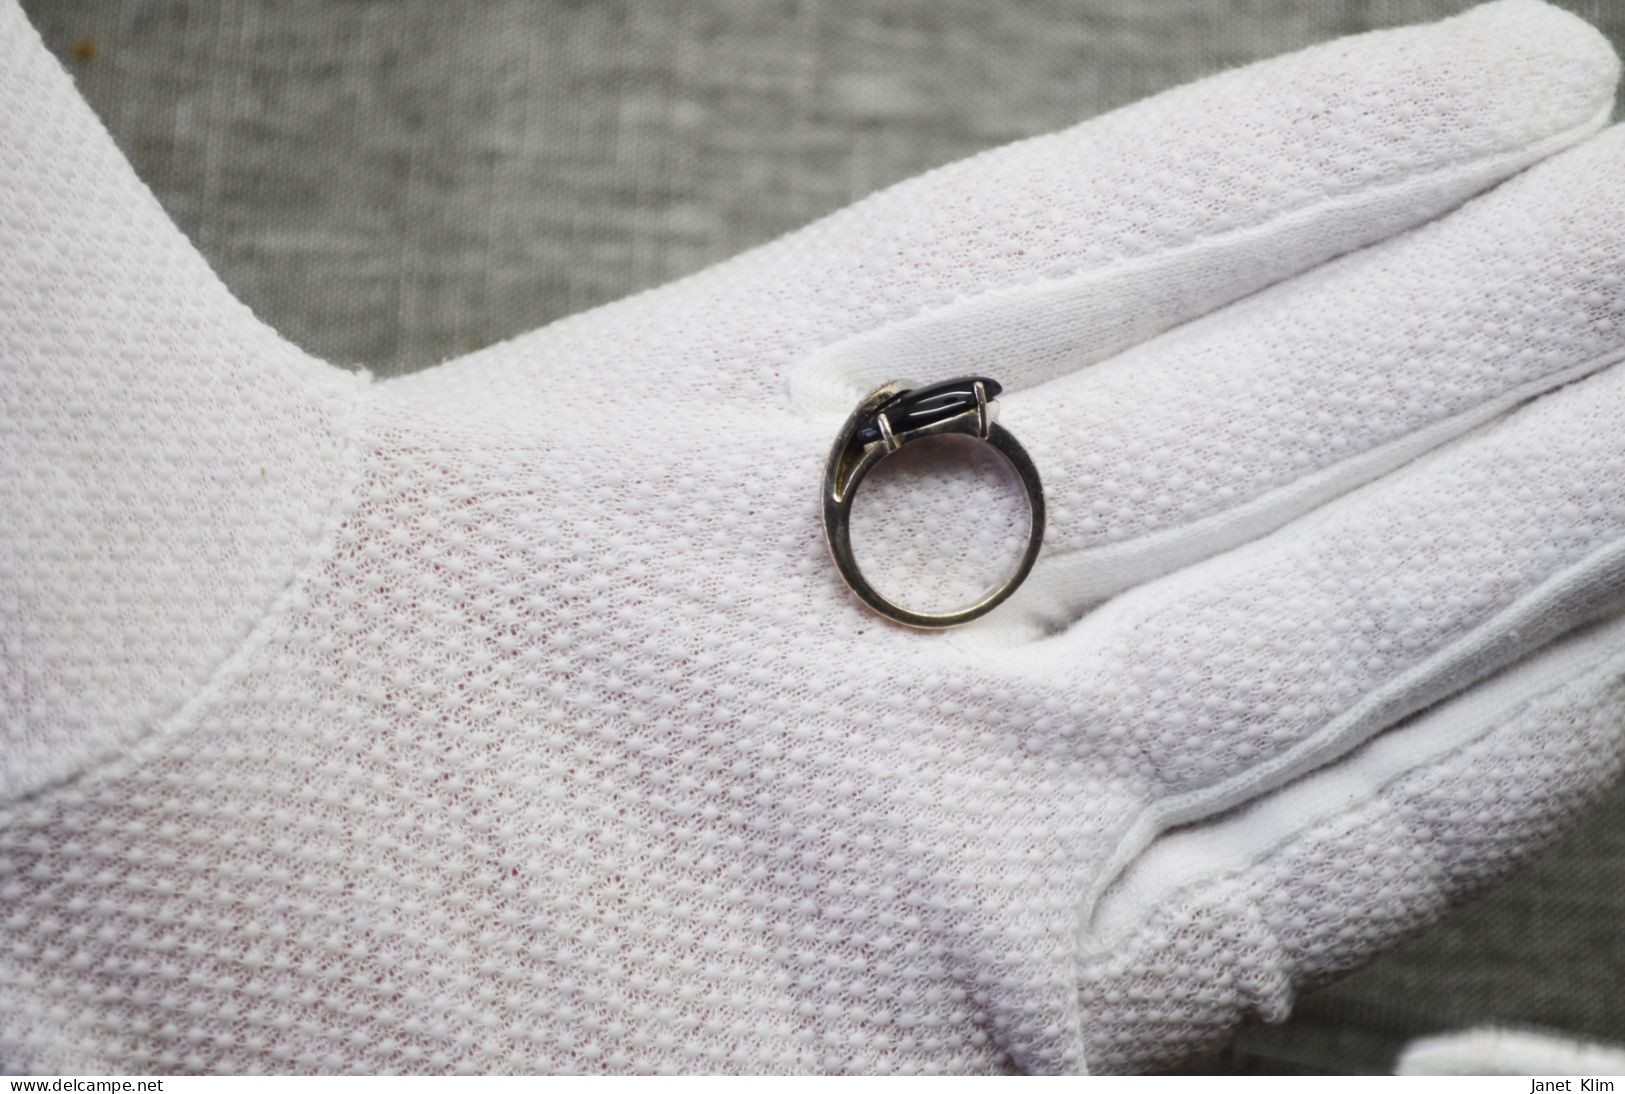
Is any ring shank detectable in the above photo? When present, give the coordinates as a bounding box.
[822,421,1045,629]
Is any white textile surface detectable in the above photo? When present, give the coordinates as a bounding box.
[5,0,1625,1074]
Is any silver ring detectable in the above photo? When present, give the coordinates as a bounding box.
[820,376,1045,629]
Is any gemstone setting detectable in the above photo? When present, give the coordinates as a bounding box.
[854,376,1002,447]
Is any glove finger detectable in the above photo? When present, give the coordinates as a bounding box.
[998,121,1625,618]
[778,0,1614,414]
[1398,1029,1625,1076]
[1073,610,1625,1072]
[1013,356,1625,836]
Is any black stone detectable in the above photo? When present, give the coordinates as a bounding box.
[855,376,1002,446]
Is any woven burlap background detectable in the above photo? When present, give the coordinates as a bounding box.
[19,0,1625,1073]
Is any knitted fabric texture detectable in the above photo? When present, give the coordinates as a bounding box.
[5,0,1625,1074]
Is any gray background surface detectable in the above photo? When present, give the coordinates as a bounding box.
[20,0,1625,1073]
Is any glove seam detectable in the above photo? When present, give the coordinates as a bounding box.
[0,372,375,810]
[1021,342,1625,615]
[1079,620,1625,961]
[787,97,1614,416]
[1073,634,1625,1072]
[1069,530,1625,997]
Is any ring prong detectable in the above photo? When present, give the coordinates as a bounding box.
[876,412,900,453]
[973,380,990,440]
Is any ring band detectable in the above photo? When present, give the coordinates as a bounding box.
[820,376,1045,629]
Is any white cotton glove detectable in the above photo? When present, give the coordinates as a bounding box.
[1398,1027,1625,1075]
[4,0,1625,1074]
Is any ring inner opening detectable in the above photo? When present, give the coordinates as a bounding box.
[849,433,1031,617]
